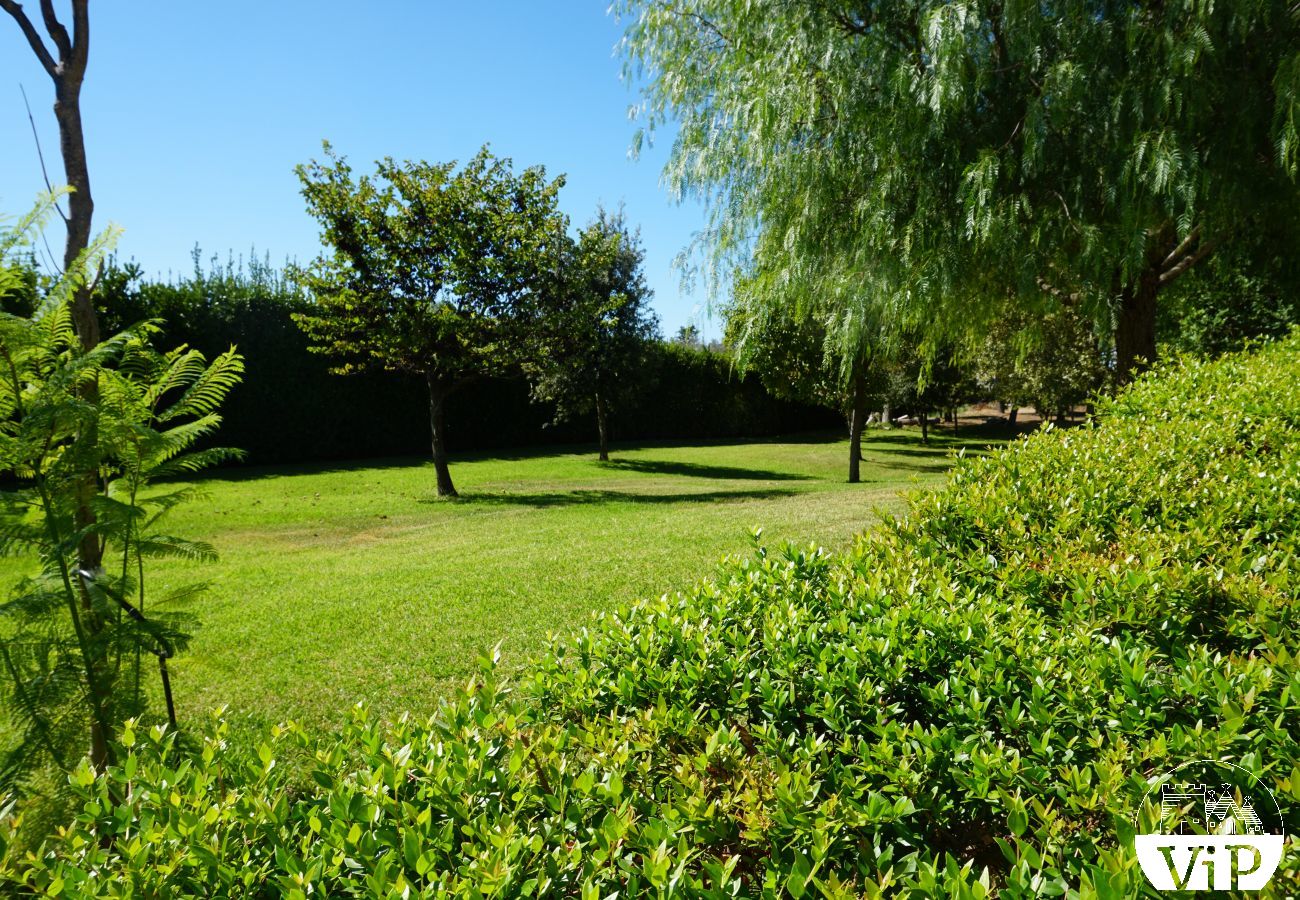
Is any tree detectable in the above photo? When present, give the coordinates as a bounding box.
[672,324,702,348]
[0,202,242,782]
[1157,230,1300,359]
[1,0,97,348]
[294,145,567,497]
[616,0,1300,384]
[525,208,658,461]
[725,291,878,482]
[976,306,1108,425]
[881,339,975,445]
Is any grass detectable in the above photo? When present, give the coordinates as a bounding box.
[5,426,1007,737]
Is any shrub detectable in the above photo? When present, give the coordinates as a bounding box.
[3,335,1299,896]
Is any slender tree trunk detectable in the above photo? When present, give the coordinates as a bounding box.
[595,391,610,462]
[881,400,892,429]
[1114,268,1159,385]
[919,410,929,445]
[3,0,108,769]
[1007,406,1018,426]
[55,91,99,350]
[425,374,458,498]
[847,365,867,483]
[2,0,98,348]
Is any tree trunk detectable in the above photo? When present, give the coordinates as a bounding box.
[55,88,99,350]
[595,392,609,462]
[1114,268,1159,385]
[881,400,892,429]
[4,0,108,769]
[847,365,867,483]
[919,410,929,445]
[425,374,458,498]
[1007,406,1018,426]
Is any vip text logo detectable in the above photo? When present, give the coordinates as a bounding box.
[1133,760,1285,891]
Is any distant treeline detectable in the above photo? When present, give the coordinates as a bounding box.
[91,256,837,466]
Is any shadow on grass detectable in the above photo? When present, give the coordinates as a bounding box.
[423,487,801,508]
[862,422,1021,458]
[598,458,814,481]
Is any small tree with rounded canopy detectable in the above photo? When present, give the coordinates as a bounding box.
[294,145,567,497]
[525,208,658,461]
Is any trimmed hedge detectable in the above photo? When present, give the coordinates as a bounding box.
[96,268,838,465]
[3,335,1300,896]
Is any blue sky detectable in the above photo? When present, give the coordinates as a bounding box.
[0,2,717,339]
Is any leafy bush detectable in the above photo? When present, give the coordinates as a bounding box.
[4,335,1299,896]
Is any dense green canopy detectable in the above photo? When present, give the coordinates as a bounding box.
[524,208,658,461]
[618,0,1300,380]
[294,145,568,495]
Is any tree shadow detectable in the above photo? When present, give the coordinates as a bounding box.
[870,458,958,474]
[861,424,1016,458]
[423,487,801,508]
[598,458,813,481]
[177,454,436,484]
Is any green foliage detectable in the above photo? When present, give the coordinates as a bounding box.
[0,206,243,795]
[93,255,833,463]
[293,143,567,384]
[1158,251,1300,358]
[617,0,1300,377]
[880,339,977,436]
[524,208,659,446]
[6,330,1299,895]
[724,292,844,414]
[976,307,1109,420]
[294,144,571,494]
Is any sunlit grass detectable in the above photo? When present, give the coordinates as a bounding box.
[3,426,1006,739]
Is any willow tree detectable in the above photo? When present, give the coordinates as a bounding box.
[617,0,1300,383]
[294,145,567,497]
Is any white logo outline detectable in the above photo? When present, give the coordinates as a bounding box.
[1132,759,1286,892]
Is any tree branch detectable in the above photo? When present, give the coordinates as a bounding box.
[19,83,69,226]
[0,0,58,76]
[1159,235,1219,286]
[989,3,1010,66]
[68,0,88,74]
[37,0,70,58]
[686,11,728,49]
[1159,224,1202,271]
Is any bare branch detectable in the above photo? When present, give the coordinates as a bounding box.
[1159,224,1202,271]
[0,0,58,76]
[1159,236,1218,286]
[68,0,88,75]
[19,83,69,225]
[37,0,69,58]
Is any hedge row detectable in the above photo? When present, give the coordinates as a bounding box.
[3,335,1299,896]
[95,269,838,465]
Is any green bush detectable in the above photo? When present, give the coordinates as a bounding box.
[3,335,1299,896]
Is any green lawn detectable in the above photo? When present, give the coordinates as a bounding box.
[6,427,1005,737]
